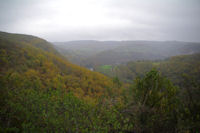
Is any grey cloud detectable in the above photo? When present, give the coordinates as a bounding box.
[0,0,200,42]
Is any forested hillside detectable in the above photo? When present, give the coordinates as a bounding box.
[53,41,121,67]
[0,32,120,101]
[111,53,200,85]
[0,32,59,55]
[54,41,200,67]
[0,32,124,132]
[0,32,199,132]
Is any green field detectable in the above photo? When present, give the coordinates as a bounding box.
[152,62,160,66]
[101,65,112,70]
[96,65,113,76]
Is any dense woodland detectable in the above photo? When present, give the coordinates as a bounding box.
[99,54,200,84]
[0,32,200,132]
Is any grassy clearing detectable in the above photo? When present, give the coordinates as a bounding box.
[152,62,160,66]
[101,65,112,70]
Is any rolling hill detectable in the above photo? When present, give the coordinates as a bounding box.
[109,53,200,85]
[0,31,124,104]
[53,40,200,67]
[0,31,125,132]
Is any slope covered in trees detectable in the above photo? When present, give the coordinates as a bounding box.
[53,41,121,67]
[0,31,120,101]
[54,40,200,67]
[0,32,59,55]
[101,53,200,85]
[0,32,124,131]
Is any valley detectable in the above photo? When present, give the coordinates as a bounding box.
[1,0,199,132]
[0,32,199,132]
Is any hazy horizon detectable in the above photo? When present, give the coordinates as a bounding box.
[1,30,200,43]
[0,0,200,42]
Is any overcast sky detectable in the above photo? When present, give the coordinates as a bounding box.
[0,0,200,42]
